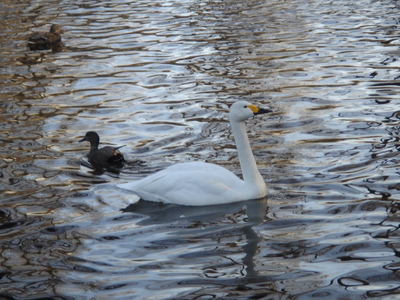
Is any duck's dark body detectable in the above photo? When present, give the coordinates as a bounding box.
[88,145,125,166]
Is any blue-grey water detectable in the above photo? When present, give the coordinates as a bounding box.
[2,0,400,299]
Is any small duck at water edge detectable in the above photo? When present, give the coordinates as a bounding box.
[28,24,64,52]
[80,131,125,173]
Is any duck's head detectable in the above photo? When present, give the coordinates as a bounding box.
[50,24,63,34]
[79,131,100,145]
[229,100,272,122]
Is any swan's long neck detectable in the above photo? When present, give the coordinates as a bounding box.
[230,119,264,186]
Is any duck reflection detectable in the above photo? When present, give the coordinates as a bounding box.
[79,158,123,175]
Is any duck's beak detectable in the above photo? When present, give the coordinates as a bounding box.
[79,137,86,142]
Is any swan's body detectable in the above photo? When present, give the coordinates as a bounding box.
[118,101,271,206]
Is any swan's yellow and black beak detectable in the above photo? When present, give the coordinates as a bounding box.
[248,104,272,115]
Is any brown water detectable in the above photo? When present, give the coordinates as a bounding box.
[2,0,400,298]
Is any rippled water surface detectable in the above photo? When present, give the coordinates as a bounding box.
[2,0,400,298]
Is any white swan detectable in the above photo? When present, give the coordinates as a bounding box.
[117,101,272,206]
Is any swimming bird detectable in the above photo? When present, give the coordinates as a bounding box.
[79,131,125,168]
[28,24,63,51]
[117,101,272,206]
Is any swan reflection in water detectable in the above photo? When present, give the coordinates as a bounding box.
[123,197,269,278]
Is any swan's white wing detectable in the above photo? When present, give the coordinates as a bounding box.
[117,162,247,205]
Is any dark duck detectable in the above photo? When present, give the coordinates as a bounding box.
[28,24,63,52]
[80,131,125,171]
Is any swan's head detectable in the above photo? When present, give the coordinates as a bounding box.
[229,101,272,122]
